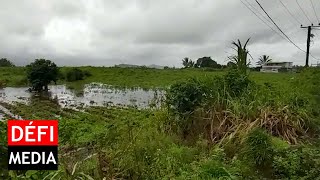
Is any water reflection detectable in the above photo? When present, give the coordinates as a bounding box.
[0,83,165,109]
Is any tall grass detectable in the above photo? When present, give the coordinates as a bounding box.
[166,69,316,145]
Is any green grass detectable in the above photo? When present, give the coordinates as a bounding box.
[1,66,296,91]
[0,67,28,87]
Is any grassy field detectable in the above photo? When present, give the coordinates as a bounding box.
[0,66,296,90]
[1,67,319,179]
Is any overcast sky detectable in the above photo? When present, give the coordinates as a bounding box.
[1,0,320,67]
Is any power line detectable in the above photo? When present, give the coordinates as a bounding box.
[309,0,320,24]
[296,0,313,24]
[255,0,305,51]
[255,0,320,61]
[279,0,319,37]
[240,0,286,40]
[279,0,303,25]
[243,0,271,24]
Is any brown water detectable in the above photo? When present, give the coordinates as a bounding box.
[0,83,165,110]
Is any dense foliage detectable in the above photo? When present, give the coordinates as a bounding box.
[0,58,15,67]
[65,68,92,82]
[26,59,59,92]
[196,56,222,68]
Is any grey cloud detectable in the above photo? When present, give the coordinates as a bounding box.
[0,0,319,67]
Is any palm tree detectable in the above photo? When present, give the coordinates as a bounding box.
[182,57,191,68]
[257,55,272,66]
[182,57,195,68]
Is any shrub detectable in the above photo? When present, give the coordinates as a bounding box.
[65,68,92,82]
[166,78,206,117]
[198,160,232,179]
[224,70,252,97]
[243,128,273,169]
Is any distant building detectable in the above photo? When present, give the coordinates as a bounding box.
[260,62,293,73]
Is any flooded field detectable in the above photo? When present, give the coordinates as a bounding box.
[0,83,165,110]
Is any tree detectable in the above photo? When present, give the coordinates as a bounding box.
[0,58,15,67]
[26,59,59,92]
[182,57,195,68]
[196,57,221,68]
[229,38,251,74]
[257,55,272,66]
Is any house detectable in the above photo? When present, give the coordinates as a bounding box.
[311,61,320,67]
[260,62,293,73]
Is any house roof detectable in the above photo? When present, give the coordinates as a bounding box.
[265,61,292,64]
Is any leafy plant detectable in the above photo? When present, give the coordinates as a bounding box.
[166,78,205,117]
[224,69,252,97]
[243,128,273,169]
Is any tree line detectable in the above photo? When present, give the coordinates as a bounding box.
[182,54,273,69]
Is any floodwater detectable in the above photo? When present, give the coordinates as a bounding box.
[0,83,165,110]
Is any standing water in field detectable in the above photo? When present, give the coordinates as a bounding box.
[0,83,164,109]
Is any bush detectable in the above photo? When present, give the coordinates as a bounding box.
[66,68,91,82]
[243,129,273,169]
[224,70,252,97]
[198,160,232,179]
[166,78,206,117]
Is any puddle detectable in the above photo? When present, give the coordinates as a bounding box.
[0,83,165,110]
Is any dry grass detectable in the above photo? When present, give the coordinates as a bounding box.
[185,105,310,145]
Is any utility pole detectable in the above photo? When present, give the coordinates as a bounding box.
[301,24,320,67]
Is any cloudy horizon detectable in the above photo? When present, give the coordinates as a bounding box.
[1,0,320,67]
